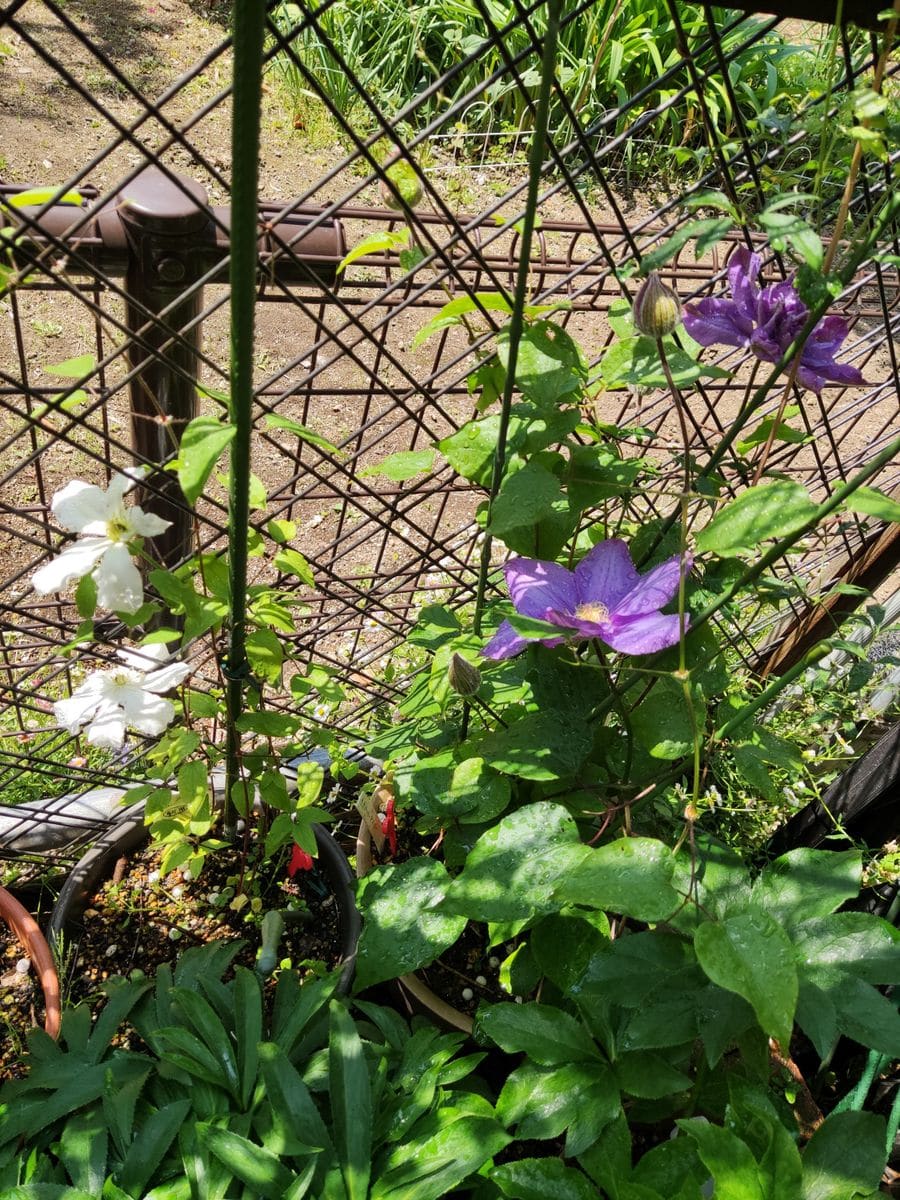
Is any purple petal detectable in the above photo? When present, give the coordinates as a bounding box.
[573,539,640,610]
[614,552,690,618]
[602,611,685,656]
[803,314,849,358]
[504,557,577,621]
[726,246,761,320]
[683,298,753,348]
[797,359,865,394]
[482,620,529,660]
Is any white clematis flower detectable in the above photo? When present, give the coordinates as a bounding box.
[54,643,191,750]
[32,471,170,614]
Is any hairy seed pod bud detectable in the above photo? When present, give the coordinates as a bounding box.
[379,160,423,210]
[448,652,482,697]
[632,271,683,339]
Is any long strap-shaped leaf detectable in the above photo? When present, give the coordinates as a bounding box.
[328,1000,373,1200]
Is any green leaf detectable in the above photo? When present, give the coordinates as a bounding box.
[233,711,301,737]
[407,604,461,650]
[267,518,297,544]
[371,1112,510,1200]
[361,449,436,481]
[246,627,284,687]
[736,410,808,456]
[791,911,900,983]
[477,1002,600,1065]
[328,1001,372,1200]
[43,354,96,378]
[478,711,593,781]
[338,227,409,274]
[411,291,512,348]
[491,461,565,535]
[555,837,678,922]
[615,1051,692,1099]
[842,484,900,523]
[117,1100,191,1197]
[497,1060,619,1154]
[696,480,818,557]
[264,414,339,455]
[497,320,585,407]
[601,334,729,390]
[233,967,262,1109]
[198,1124,297,1200]
[442,802,583,922]
[630,676,702,760]
[6,187,84,208]
[395,753,510,825]
[74,572,97,620]
[257,1040,333,1158]
[491,1158,599,1200]
[639,217,734,273]
[801,1111,887,1200]
[677,1118,765,1199]
[438,416,505,486]
[58,1109,107,1196]
[751,849,861,928]
[176,416,236,505]
[694,910,798,1046]
[273,547,315,586]
[354,857,466,991]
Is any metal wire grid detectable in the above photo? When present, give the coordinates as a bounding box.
[0,0,897,863]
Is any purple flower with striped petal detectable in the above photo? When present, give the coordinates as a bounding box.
[483,538,691,661]
[682,247,865,395]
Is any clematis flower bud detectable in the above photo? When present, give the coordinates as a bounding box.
[379,160,423,210]
[632,271,683,339]
[448,652,482,697]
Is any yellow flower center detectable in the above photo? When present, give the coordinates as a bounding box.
[110,670,132,686]
[575,601,609,624]
[106,516,131,542]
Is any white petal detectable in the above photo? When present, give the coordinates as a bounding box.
[85,703,127,749]
[51,481,114,532]
[126,505,171,538]
[117,643,169,671]
[108,472,137,504]
[94,544,144,614]
[31,537,109,596]
[142,661,192,693]
[54,693,99,733]
[121,689,175,736]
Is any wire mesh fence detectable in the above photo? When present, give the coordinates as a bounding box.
[0,0,897,870]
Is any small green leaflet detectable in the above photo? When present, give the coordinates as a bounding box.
[44,354,96,378]
[842,484,900,524]
[411,292,514,349]
[175,416,236,505]
[4,187,84,209]
[360,448,436,481]
[264,414,340,456]
[338,227,409,274]
[695,479,818,557]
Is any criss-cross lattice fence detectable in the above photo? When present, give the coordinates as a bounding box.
[0,0,897,871]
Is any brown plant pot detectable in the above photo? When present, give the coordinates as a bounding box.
[49,802,360,996]
[0,884,60,1039]
[355,820,473,1035]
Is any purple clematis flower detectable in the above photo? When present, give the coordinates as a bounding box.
[483,538,691,661]
[682,247,864,394]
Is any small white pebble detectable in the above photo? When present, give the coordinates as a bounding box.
[171,886,183,899]
[461,987,474,1002]
[105,944,119,957]
[181,869,193,882]
[207,892,219,905]
[514,995,523,1004]
[15,958,30,975]
[236,820,246,833]
[475,975,487,987]
[488,955,500,968]
[147,870,160,884]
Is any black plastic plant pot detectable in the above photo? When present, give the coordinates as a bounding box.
[47,804,360,995]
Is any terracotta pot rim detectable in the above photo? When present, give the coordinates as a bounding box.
[0,883,60,1039]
